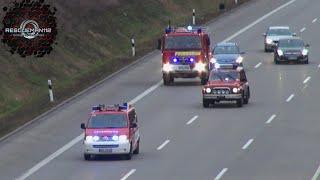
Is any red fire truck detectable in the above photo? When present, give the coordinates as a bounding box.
[158,26,211,85]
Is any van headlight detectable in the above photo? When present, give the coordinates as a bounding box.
[194,62,206,72]
[85,135,99,142]
[119,135,128,143]
[163,63,172,72]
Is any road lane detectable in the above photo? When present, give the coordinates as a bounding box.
[1,0,319,180]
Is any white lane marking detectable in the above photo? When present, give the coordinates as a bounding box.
[311,164,320,180]
[120,169,136,180]
[254,62,262,69]
[215,168,228,180]
[186,115,198,125]
[303,76,311,84]
[265,114,277,124]
[242,138,254,150]
[129,81,162,104]
[16,134,84,180]
[15,1,297,178]
[222,0,296,42]
[312,18,318,23]
[157,139,170,150]
[286,94,295,102]
[300,27,306,33]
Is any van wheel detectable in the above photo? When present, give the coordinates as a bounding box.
[133,139,140,154]
[243,89,250,104]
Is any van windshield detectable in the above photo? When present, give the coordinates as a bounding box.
[164,35,201,50]
[87,114,127,128]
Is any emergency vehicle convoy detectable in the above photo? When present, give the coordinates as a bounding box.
[80,103,140,160]
[158,25,211,85]
[202,67,250,108]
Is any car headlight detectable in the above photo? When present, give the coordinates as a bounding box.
[302,49,308,56]
[119,135,128,143]
[194,62,206,72]
[163,63,172,72]
[266,38,273,44]
[277,49,284,56]
[232,87,240,93]
[205,88,211,93]
[210,58,217,63]
[236,56,243,63]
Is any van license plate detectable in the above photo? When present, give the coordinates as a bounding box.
[99,148,112,153]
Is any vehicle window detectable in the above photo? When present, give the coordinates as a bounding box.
[210,71,239,81]
[267,29,292,36]
[87,114,127,128]
[164,35,201,50]
[278,39,304,48]
[213,45,239,54]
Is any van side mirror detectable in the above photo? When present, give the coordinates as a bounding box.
[292,33,297,36]
[157,38,162,50]
[305,44,310,47]
[130,123,137,128]
[81,123,86,129]
[262,33,266,36]
[240,51,245,55]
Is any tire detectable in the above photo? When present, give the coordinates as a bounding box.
[236,98,243,107]
[84,154,91,161]
[274,57,279,64]
[163,74,171,86]
[203,99,210,108]
[133,139,140,154]
[243,88,250,105]
[125,144,133,160]
[304,59,309,64]
[264,46,268,52]
[201,77,208,85]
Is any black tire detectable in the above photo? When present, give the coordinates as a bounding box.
[203,99,210,108]
[133,139,140,154]
[125,144,133,160]
[304,59,309,64]
[274,57,280,64]
[163,74,171,86]
[264,46,268,52]
[236,98,243,107]
[84,154,91,161]
[201,77,208,85]
[243,88,250,104]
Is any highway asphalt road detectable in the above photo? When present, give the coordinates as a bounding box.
[1,0,320,179]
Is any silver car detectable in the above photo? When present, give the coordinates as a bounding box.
[263,26,296,52]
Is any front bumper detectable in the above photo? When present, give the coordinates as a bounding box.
[83,141,130,155]
[278,55,308,62]
[203,93,242,100]
[162,64,208,78]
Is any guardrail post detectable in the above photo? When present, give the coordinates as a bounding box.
[131,36,135,57]
[48,80,54,102]
[192,9,196,25]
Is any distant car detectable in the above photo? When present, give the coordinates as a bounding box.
[81,103,140,160]
[202,67,250,108]
[210,42,244,69]
[274,37,309,64]
[263,26,296,52]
